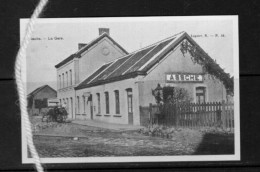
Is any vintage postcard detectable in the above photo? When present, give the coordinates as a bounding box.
[21,16,240,164]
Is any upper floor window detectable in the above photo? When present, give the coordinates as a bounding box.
[70,70,72,86]
[62,73,64,88]
[66,72,68,87]
[105,92,109,114]
[196,87,206,104]
[114,90,120,114]
[59,75,61,89]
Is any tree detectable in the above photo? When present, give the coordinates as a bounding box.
[152,85,192,126]
[180,40,234,94]
[164,86,192,104]
[152,85,192,105]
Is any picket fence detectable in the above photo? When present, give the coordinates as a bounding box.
[149,101,234,131]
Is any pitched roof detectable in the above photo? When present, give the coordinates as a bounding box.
[27,85,56,98]
[76,32,186,90]
[55,33,128,68]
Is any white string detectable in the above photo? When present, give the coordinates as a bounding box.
[15,0,48,171]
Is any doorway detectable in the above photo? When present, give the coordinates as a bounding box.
[126,88,133,125]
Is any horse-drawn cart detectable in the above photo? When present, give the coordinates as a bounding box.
[42,106,68,123]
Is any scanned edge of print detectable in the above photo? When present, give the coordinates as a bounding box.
[21,16,240,164]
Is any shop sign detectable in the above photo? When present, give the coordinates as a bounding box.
[166,73,203,83]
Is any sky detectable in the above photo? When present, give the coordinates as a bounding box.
[21,17,238,94]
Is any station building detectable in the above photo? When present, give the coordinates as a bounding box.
[55,28,128,119]
[56,29,231,126]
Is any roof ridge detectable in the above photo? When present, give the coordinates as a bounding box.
[101,32,185,67]
[138,32,186,71]
[130,31,185,54]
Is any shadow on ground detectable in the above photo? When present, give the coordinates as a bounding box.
[193,133,234,155]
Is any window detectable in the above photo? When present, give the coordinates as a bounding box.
[105,92,109,114]
[114,90,120,114]
[70,70,72,86]
[59,75,61,89]
[66,98,69,110]
[77,96,80,114]
[70,97,73,118]
[66,72,68,87]
[196,87,206,104]
[96,93,101,114]
[126,88,133,113]
[62,73,64,88]
[83,96,86,113]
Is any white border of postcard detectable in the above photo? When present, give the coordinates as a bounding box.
[21,16,240,164]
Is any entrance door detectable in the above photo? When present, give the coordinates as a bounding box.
[126,89,133,125]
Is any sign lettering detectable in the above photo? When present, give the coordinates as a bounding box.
[166,73,203,83]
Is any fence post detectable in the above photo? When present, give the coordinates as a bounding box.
[175,102,179,127]
[221,100,226,130]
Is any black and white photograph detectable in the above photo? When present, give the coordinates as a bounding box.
[21,16,239,163]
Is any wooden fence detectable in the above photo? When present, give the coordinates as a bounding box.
[149,101,234,131]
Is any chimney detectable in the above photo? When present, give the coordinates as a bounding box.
[99,28,110,36]
[78,43,87,50]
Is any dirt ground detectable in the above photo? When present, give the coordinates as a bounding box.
[30,117,234,157]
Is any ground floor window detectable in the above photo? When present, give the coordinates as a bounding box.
[105,92,109,114]
[66,98,69,111]
[83,96,86,113]
[96,93,101,114]
[70,97,73,117]
[196,86,206,103]
[114,90,120,114]
[77,96,80,113]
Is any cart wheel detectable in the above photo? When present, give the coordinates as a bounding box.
[41,116,45,122]
[47,115,52,123]
[42,113,47,122]
[63,114,67,121]
[56,114,63,123]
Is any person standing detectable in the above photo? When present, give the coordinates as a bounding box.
[62,101,69,113]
